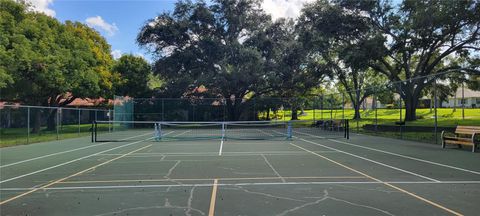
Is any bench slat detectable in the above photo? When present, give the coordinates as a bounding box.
[444,140,474,146]
[442,125,478,152]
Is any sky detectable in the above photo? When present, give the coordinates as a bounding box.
[25,0,315,62]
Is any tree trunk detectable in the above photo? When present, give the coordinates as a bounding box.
[404,94,419,121]
[291,107,298,120]
[353,103,361,120]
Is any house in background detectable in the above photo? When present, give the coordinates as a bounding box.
[442,88,480,108]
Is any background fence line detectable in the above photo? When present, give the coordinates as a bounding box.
[1,72,479,147]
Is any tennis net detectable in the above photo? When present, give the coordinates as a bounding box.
[92,120,349,142]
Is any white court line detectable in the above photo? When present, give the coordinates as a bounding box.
[0,132,154,169]
[329,139,480,175]
[256,129,275,137]
[274,131,440,182]
[0,132,174,184]
[172,130,192,137]
[295,138,441,182]
[219,139,224,156]
[96,150,339,156]
[296,131,480,175]
[2,180,480,191]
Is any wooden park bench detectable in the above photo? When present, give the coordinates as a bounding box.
[441,126,480,153]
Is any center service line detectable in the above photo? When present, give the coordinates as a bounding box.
[208,179,219,216]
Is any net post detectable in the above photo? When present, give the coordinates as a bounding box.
[155,122,161,141]
[94,121,98,142]
[222,122,226,140]
[348,120,350,139]
[91,121,94,143]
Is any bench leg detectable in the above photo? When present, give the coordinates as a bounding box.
[458,144,462,149]
[441,140,445,149]
[473,144,477,153]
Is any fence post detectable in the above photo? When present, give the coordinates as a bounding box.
[321,94,323,120]
[342,93,345,120]
[399,83,403,139]
[108,109,112,133]
[253,98,256,121]
[330,95,333,121]
[161,98,165,121]
[374,88,378,133]
[434,78,438,144]
[223,99,226,122]
[313,97,316,123]
[56,108,60,140]
[27,107,30,144]
[78,108,81,136]
[462,82,465,120]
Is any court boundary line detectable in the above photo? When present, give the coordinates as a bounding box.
[293,136,440,182]
[290,143,462,216]
[0,132,173,184]
[2,180,480,191]
[329,139,480,175]
[296,131,480,175]
[0,132,154,169]
[0,144,152,205]
[57,176,367,184]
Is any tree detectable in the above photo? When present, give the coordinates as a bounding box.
[113,54,152,97]
[298,0,385,120]
[246,18,329,120]
[337,0,480,121]
[0,0,117,132]
[137,0,272,120]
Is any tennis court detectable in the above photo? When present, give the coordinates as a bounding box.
[1,123,479,216]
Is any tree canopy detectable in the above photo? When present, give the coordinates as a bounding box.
[113,54,152,97]
[0,0,117,106]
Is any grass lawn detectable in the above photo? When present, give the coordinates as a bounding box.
[0,124,103,148]
[262,108,480,144]
[264,108,480,126]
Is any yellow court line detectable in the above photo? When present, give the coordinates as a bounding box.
[290,143,463,216]
[58,176,367,184]
[208,179,219,216]
[0,144,152,205]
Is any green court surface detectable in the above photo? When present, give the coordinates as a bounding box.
[1,130,480,215]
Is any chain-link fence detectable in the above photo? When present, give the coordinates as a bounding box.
[111,72,479,145]
[335,72,479,144]
[0,105,111,147]
[2,72,478,146]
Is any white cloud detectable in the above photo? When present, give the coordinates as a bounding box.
[26,0,56,17]
[85,16,119,36]
[111,50,122,59]
[262,0,315,20]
